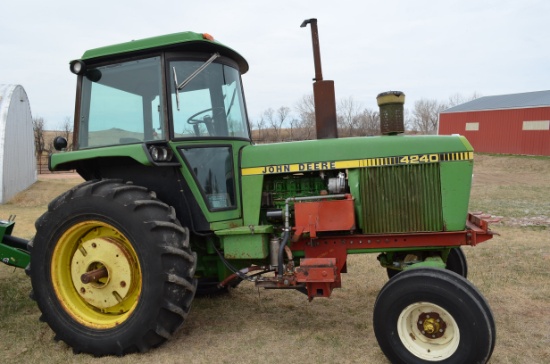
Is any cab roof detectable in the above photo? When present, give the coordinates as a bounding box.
[79,31,249,74]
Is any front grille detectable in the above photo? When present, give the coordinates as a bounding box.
[360,163,443,233]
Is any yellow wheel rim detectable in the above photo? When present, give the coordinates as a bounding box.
[51,220,142,329]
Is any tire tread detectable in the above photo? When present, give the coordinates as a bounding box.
[30,179,197,356]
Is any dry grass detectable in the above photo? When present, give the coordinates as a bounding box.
[0,175,84,240]
[0,155,549,364]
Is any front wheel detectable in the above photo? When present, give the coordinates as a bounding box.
[373,268,495,364]
[445,247,468,278]
[30,180,197,356]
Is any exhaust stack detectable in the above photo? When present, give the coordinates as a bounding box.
[377,91,405,135]
[301,19,338,139]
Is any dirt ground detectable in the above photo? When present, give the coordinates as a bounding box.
[470,154,550,226]
[35,172,83,180]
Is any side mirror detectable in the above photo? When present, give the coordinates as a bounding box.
[53,136,68,151]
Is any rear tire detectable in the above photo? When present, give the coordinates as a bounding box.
[30,179,197,356]
[373,268,495,364]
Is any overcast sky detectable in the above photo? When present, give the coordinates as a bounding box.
[1,0,549,129]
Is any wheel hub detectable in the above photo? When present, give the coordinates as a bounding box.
[417,312,447,339]
[396,302,460,361]
[70,237,134,309]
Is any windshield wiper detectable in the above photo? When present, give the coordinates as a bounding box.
[173,53,220,111]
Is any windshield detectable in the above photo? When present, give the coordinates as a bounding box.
[170,60,249,139]
[77,57,164,149]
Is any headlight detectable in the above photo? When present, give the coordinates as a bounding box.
[148,146,173,162]
[149,146,159,160]
[70,60,87,75]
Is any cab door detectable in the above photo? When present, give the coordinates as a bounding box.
[168,54,251,228]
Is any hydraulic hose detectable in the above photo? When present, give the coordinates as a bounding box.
[277,230,290,277]
[2,235,30,251]
[218,265,271,288]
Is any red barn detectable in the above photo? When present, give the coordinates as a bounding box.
[439,90,550,156]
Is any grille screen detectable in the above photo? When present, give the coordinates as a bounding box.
[360,163,443,233]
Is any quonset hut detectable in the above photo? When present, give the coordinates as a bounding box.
[0,84,36,203]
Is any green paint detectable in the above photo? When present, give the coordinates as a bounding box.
[209,219,245,231]
[216,225,273,259]
[347,169,363,226]
[404,256,446,270]
[0,221,29,269]
[359,163,443,233]
[0,243,29,269]
[241,175,264,226]
[79,31,248,73]
[349,247,449,256]
[50,144,152,170]
[440,161,473,231]
[82,32,206,60]
[241,135,472,168]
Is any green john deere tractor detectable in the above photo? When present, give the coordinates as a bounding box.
[0,19,498,363]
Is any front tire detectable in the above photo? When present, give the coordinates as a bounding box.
[373,268,495,364]
[445,247,468,278]
[30,179,197,356]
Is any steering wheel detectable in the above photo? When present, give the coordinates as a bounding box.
[186,107,225,136]
[187,108,213,136]
[187,108,214,125]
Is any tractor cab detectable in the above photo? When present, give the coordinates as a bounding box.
[71,33,250,149]
[54,32,252,226]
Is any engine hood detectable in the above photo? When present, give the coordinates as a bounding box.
[241,135,473,175]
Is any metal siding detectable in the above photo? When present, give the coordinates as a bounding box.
[439,107,550,156]
[442,90,550,113]
[0,85,37,203]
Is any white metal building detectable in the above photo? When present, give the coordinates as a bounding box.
[0,84,36,203]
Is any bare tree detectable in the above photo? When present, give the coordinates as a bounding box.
[33,117,47,173]
[357,108,380,136]
[252,117,267,143]
[261,108,276,142]
[276,106,291,141]
[33,117,46,156]
[403,108,414,132]
[294,94,316,140]
[262,106,290,142]
[57,116,73,151]
[337,96,363,137]
[411,99,447,134]
[288,117,300,141]
[447,92,483,108]
[447,93,465,108]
